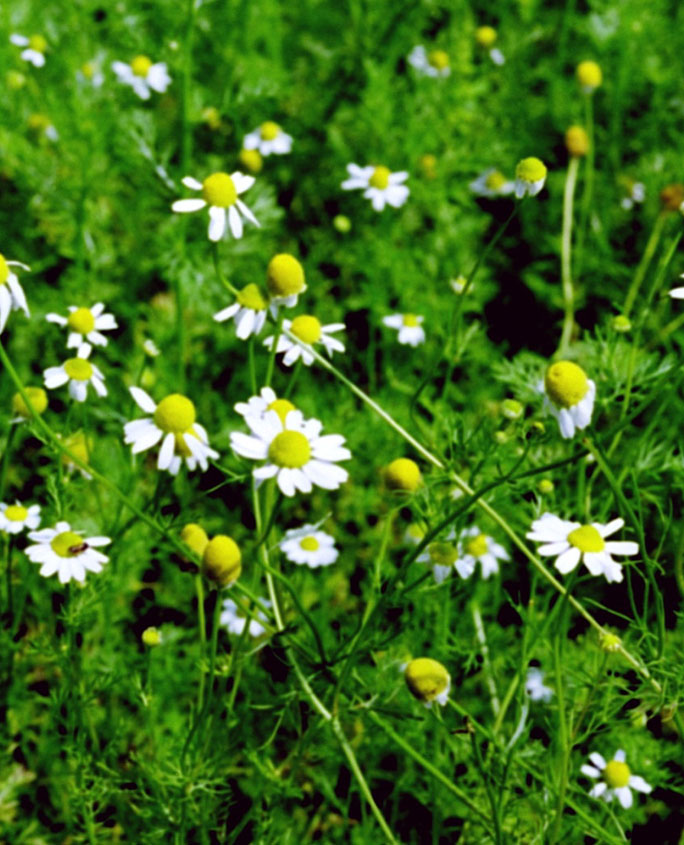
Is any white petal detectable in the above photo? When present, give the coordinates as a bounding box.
[581,765,600,778]
[182,176,203,190]
[277,468,297,497]
[46,313,67,325]
[628,775,651,794]
[554,547,581,574]
[231,172,255,193]
[43,367,69,388]
[208,206,227,241]
[214,303,240,322]
[157,433,175,470]
[130,425,163,453]
[235,199,259,226]
[615,787,632,809]
[10,34,29,45]
[130,387,157,412]
[589,752,607,770]
[227,205,243,239]
[604,541,639,556]
[172,198,206,213]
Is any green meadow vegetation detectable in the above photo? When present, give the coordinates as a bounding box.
[2,0,684,842]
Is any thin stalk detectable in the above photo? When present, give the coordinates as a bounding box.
[575,94,595,275]
[211,242,239,296]
[265,310,284,386]
[471,602,500,717]
[195,575,207,712]
[558,155,580,356]
[623,211,668,317]
[0,424,16,500]
[549,636,570,844]
[180,0,197,177]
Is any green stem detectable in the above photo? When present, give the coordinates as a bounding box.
[558,155,580,356]
[575,94,594,275]
[549,635,570,844]
[195,575,206,712]
[623,211,667,317]
[0,424,16,500]
[471,602,500,717]
[180,0,197,177]
[265,310,284,387]
[211,242,239,296]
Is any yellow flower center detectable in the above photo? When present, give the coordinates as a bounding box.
[202,535,241,586]
[475,26,497,48]
[485,170,507,191]
[236,283,267,311]
[268,430,311,468]
[153,394,197,434]
[260,121,280,140]
[131,55,153,77]
[29,34,47,53]
[67,307,95,335]
[428,49,449,69]
[516,157,547,184]
[5,505,28,522]
[544,361,589,408]
[369,166,391,190]
[300,536,320,551]
[239,148,263,173]
[0,254,8,285]
[12,386,48,418]
[576,61,602,90]
[402,314,419,327]
[202,172,237,208]
[603,760,631,789]
[267,254,306,298]
[267,398,296,424]
[465,534,488,557]
[428,542,458,567]
[290,315,322,344]
[405,657,450,703]
[64,358,93,381]
[50,530,87,558]
[384,458,422,492]
[81,62,94,79]
[567,524,605,553]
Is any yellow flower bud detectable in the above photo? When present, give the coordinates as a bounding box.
[475,26,498,48]
[266,254,306,299]
[599,631,621,652]
[333,214,351,233]
[383,458,422,493]
[142,627,162,647]
[538,479,554,494]
[181,523,209,558]
[239,148,263,174]
[404,657,451,706]
[576,60,602,92]
[565,126,589,157]
[611,315,631,333]
[12,386,48,418]
[202,535,241,587]
[502,399,523,420]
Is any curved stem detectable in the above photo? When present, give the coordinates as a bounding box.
[623,211,667,317]
[558,156,580,356]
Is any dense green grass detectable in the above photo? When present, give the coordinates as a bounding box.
[2,0,684,842]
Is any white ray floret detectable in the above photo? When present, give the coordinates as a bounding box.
[0,254,30,333]
[525,668,553,702]
[243,121,293,156]
[220,597,271,637]
[407,45,451,77]
[214,283,269,339]
[280,525,339,567]
[382,313,425,347]
[111,55,171,99]
[10,33,47,67]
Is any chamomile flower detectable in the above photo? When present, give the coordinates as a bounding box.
[455,525,509,579]
[43,343,107,403]
[576,60,602,94]
[111,56,171,99]
[407,45,451,77]
[581,750,651,808]
[515,157,548,198]
[526,513,639,583]
[541,360,596,439]
[525,668,553,702]
[341,164,409,212]
[27,114,58,142]
[46,303,117,348]
[221,597,271,636]
[620,180,645,211]
[171,172,259,241]
[234,386,296,427]
[0,501,41,534]
[25,521,110,584]
[0,253,30,333]
[214,284,270,339]
[475,26,505,65]
[267,254,306,307]
[279,525,339,567]
[382,314,425,346]
[243,121,293,156]
[230,407,351,497]
[264,316,346,367]
[124,388,219,475]
[10,34,47,67]
[470,168,515,198]
[404,657,451,708]
[77,60,105,88]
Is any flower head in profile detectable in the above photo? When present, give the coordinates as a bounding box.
[407,45,451,77]
[470,169,515,198]
[581,750,651,808]
[515,157,548,198]
[221,597,271,636]
[10,34,47,67]
[202,535,241,587]
[341,164,409,212]
[46,303,117,348]
[266,254,306,307]
[565,126,589,158]
[239,148,263,174]
[383,458,422,494]
[172,172,259,241]
[124,387,219,475]
[0,501,41,535]
[230,406,351,497]
[243,121,292,156]
[214,283,269,339]
[0,253,30,333]
[541,360,596,439]
[112,56,171,99]
[576,60,602,94]
[404,657,451,708]
[264,315,346,366]
[280,524,339,567]
[43,343,107,403]
[25,521,110,583]
[382,314,425,347]
[525,668,553,702]
[526,512,638,583]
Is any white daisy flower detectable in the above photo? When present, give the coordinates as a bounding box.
[514,157,548,198]
[124,388,219,475]
[111,56,171,100]
[341,164,409,212]
[214,283,269,339]
[234,387,296,427]
[526,512,639,583]
[25,521,110,584]
[264,316,345,367]
[581,750,651,809]
[0,253,30,333]
[220,597,271,637]
[621,181,645,211]
[28,114,58,141]
[469,168,515,198]
[243,121,293,156]
[525,668,553,702]
[0,501,41,535]
[10,33,47,67]
[171,171,259,241]
[46,303,117,348]
[455,525,509,579]
[230,407,351,497]
[280,525,339,567]
[77,60,105,88]
[541,360,596,439]
[407,45,451,77]
[43,343,107,403]
[382,314,425,347]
